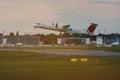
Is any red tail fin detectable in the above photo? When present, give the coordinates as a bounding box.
[87,23,98,34]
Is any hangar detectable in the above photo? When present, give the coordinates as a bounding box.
[0,35,40,47]
[61,37,90,45]
[96,33,120,46]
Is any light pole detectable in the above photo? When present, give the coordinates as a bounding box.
[2,31,4,36]
[98,29,100,34]
[104,29,106,34]
[24,33,27,45]
[17,31,19,43]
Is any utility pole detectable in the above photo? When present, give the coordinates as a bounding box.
[17,31,19,43]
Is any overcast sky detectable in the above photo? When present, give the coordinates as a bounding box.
[0,0,120,35]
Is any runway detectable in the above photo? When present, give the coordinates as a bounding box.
[0,49,120,58]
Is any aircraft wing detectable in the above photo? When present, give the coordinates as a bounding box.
[33,23,70,32]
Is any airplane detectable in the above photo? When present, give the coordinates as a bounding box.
[32,22,98,35]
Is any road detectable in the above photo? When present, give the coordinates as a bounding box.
[0,49,120,57]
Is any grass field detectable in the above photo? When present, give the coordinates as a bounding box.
[0,51,120,80]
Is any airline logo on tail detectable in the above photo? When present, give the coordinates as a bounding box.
[87,23,98,34]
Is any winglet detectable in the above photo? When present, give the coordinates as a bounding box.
[87,23,98,34]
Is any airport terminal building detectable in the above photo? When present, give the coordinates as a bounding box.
[0,33,120,47]
[0,35,40,47]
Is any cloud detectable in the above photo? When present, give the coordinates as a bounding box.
[91,0,120,4]
[0,0,120,34]
[51,0,120,20]
[0,2,56,22]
